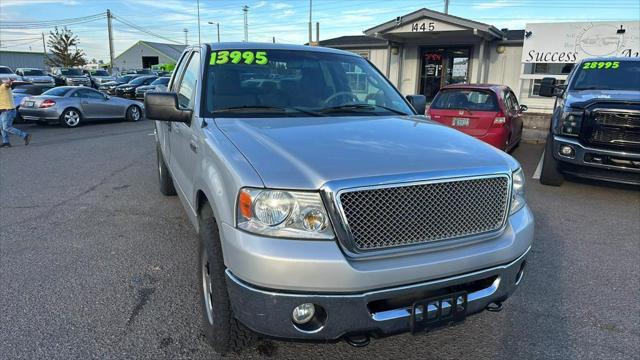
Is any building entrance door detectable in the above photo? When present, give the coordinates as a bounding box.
[419,47,470,102]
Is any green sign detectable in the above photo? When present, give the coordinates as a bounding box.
[210,51,268,65]
[582,61,620,70]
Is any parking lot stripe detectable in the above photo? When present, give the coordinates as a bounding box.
[532,151,544,179]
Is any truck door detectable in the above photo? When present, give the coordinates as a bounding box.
[168,50,201,211]
[156,51,189,164]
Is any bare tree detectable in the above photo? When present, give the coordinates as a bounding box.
[45,27,87,67]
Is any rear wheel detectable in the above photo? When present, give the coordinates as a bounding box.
[126,105,142,122]
[60,108,81,127]
[540,133,564,186]
[156,143,176,196]
[199,205,256,354]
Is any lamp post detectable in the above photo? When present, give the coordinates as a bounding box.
[208,21,220,42]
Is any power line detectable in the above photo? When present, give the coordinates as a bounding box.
[111,13,182,44]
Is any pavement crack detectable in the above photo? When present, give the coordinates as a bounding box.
[126,287,155,327]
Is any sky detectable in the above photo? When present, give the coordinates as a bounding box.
[1,0,638,61]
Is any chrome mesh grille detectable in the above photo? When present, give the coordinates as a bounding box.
[338,176,510,251]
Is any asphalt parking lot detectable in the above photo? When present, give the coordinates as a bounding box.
[1,120,638,359]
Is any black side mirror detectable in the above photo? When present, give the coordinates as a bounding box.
[145,92,192,123]
[519,104,528,113]
[538,77,558,97]
[406,94,427,115]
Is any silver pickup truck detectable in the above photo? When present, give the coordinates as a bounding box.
[145,43,534,354]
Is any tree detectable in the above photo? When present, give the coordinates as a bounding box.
[45,27,86,67]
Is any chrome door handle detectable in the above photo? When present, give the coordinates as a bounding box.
[189,140,198,153]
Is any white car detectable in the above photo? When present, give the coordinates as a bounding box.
[15,68,55,87]
[0,66,22,82]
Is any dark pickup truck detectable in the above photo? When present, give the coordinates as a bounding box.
[538,57,640,186]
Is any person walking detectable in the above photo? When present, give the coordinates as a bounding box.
[0,79,31,148]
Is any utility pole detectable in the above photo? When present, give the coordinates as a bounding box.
[184,28,188,45]
[41,32,47,54]
[242,6,249,42]
[208,22,220,42]
[308,0,313,45]
[197,0,201,44]
[107,9,114,72]
[444,0,449,14]
[316,22,319,44]
[272,36,276,43]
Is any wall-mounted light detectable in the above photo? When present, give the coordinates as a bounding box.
[391,46,399,55]
[496,45,506,54]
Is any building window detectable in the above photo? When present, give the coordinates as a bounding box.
[525,63,575,75]
[530,78,566,97]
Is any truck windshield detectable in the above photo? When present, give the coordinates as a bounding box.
[571,60,640,91]
[22,69,45,76]
[92,70,110,76]
[204,49,413,117]
[61,69,83,76]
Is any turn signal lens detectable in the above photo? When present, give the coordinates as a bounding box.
[238,190,253,219]
[492,116,507,127]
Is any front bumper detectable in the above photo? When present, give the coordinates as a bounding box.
[227,246,529,340]
[553,135,640,185]
[116,89,135,98]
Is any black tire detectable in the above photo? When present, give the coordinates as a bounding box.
[198,205,256,355]
[540,133,564,186]
[126,105,142,122]
[60,108,82,128]
[156,144,176,196]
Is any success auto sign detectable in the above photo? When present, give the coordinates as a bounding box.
[522,21,640,63]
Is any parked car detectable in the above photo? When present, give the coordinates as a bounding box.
[154,70,172,77]
[426,84,525,152]
[50,67,91,87]
[115,75,157,98]
[538,57,640,186]
[18,86,143,127]
[12,84,54,123]
[145,43,533,355]
[124,69,154,75]
[0,66,22,82]
[98,74,141,94]
[135,76,169,99]
[14,68,55,86]
[83,69,116,89]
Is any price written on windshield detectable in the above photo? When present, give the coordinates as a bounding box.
[210,51,269,65]
[582,61,620,70]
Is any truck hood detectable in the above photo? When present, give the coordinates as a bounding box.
[566,90,640,108]
[0,74,21,81]
[215,116,518,189]
[22,75,53,82]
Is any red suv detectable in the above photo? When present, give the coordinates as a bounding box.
[426,84,526,151]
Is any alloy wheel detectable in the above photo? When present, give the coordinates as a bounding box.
[201,250,215,325]
[64,110,80,127]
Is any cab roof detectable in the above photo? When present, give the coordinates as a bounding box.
[441,83,508,92]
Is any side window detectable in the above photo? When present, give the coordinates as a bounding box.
[175,52,200,110]
[503,91,515,112]
[170,51,190,92]
[509,91,519,110]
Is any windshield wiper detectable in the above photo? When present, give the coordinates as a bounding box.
[212,105,325,117]
[318,104,409,115]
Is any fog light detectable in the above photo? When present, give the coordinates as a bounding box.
[559,145,575,158]
[292,303,315,324]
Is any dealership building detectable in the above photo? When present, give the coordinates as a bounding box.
[319,8,639,114]
[112,41,186,72]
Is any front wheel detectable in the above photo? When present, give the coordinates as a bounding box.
[540,133,564,186]
[126,105,142,122]
[156,144,176,196]
[60,108,81,127]
[199,205,256,355]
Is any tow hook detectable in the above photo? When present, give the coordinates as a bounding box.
[345,334,370,347]
[486,302,503,312]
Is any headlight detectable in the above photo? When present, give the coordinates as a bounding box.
[559,109,583,136]
[510,168,526,215]
[237,188,334,239]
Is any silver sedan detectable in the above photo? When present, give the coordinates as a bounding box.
[18,86,144,127]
